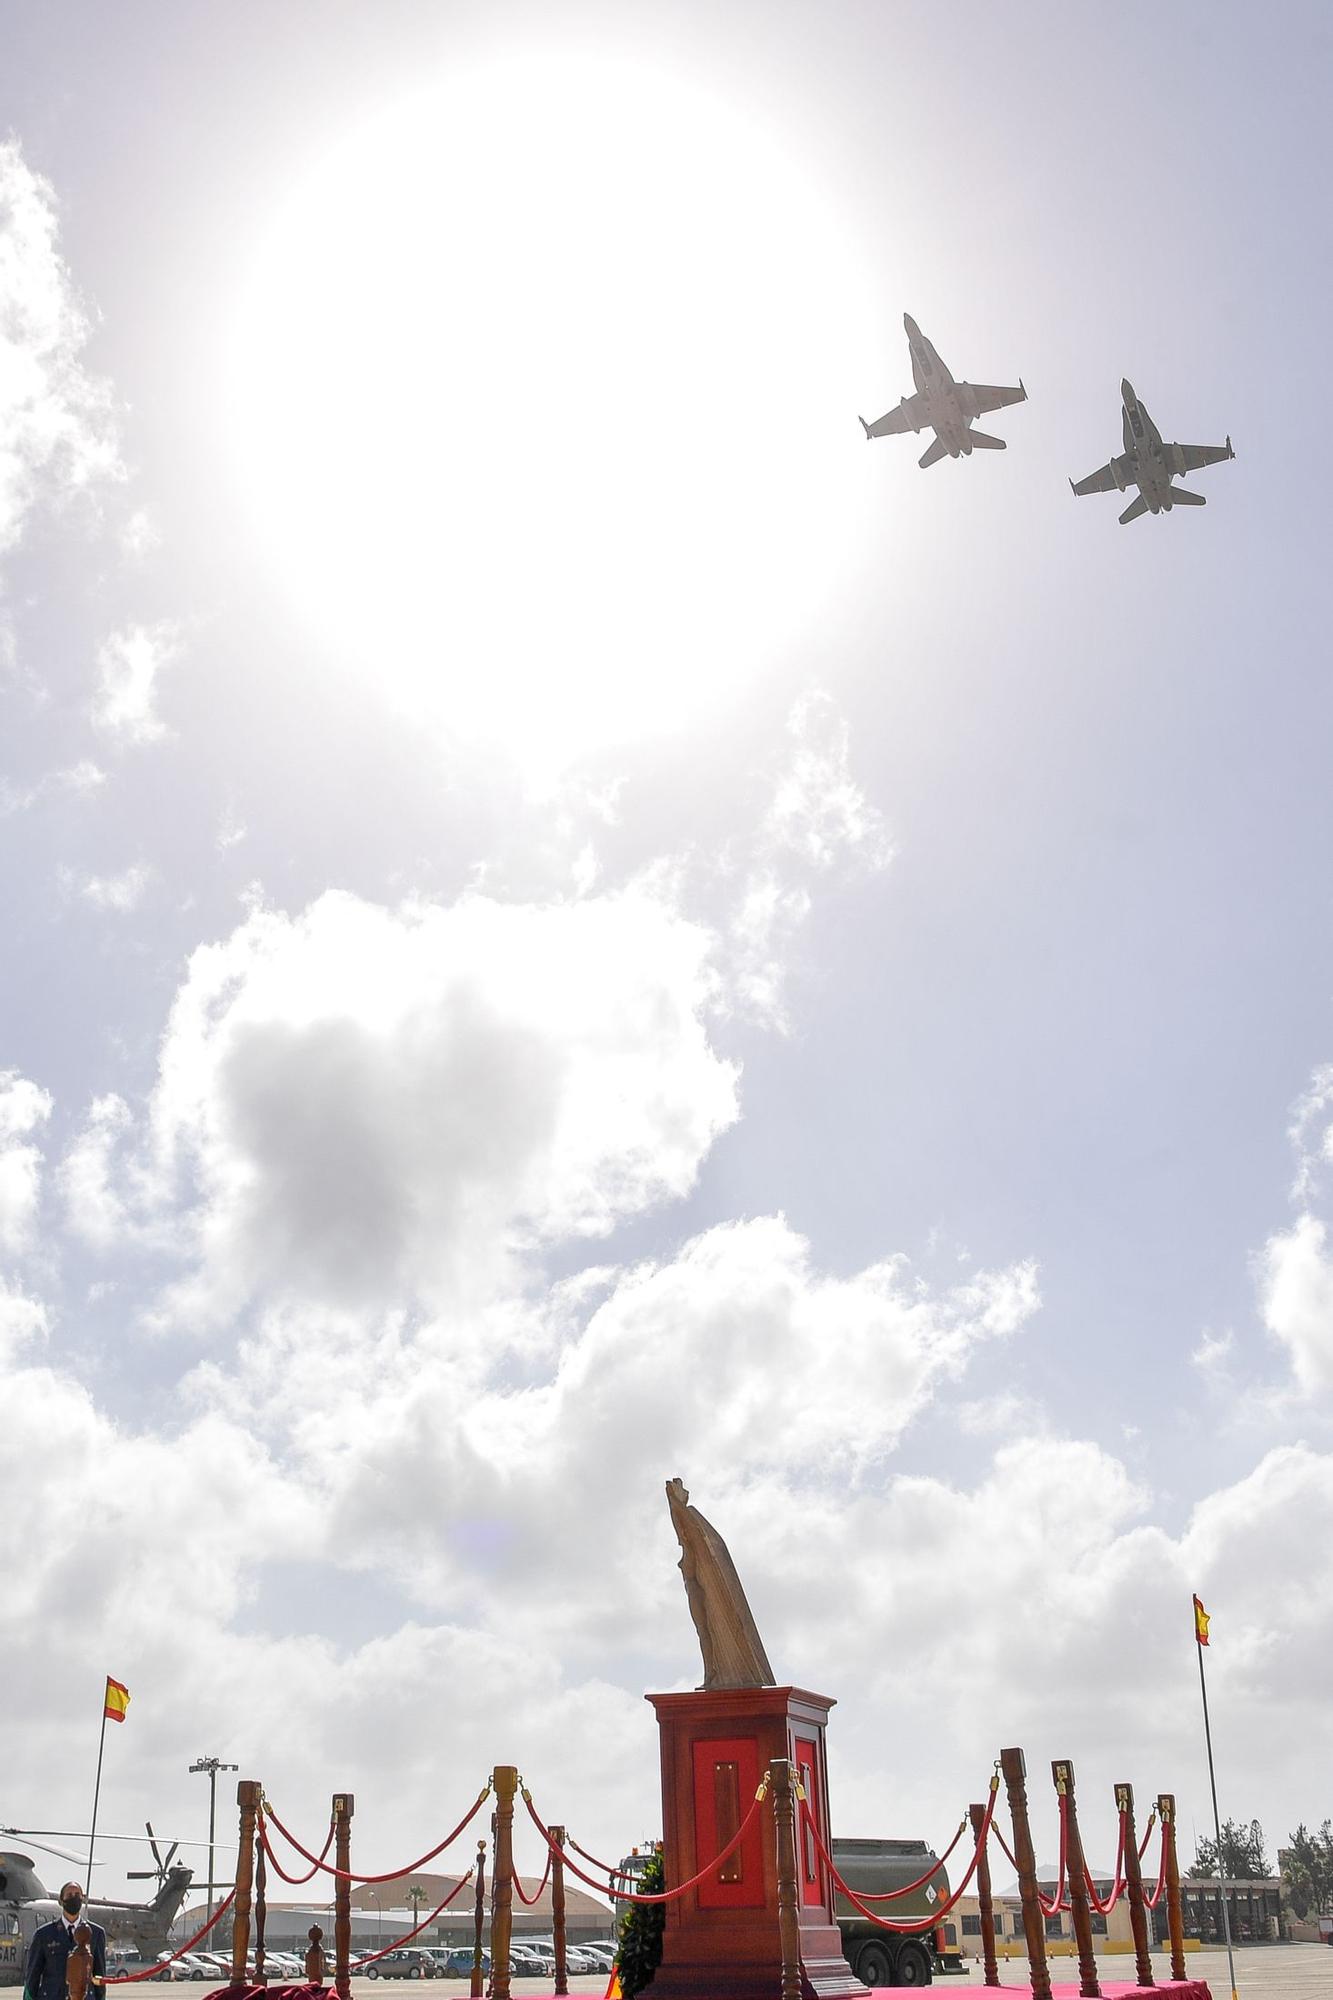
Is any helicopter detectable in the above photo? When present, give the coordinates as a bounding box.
[0,1829,194,1988]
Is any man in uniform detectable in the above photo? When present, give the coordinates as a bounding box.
[24,1882,106,2000]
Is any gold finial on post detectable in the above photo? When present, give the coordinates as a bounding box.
[1156,1796,1186,1983]
[230,1781,262,1990]
[332,1794,354,2000]
[970,1803,1000,1987]
[1000,1750,1050,2000]
[491,1769,518,2000]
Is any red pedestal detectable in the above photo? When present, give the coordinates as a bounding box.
[646,1686,869,2000]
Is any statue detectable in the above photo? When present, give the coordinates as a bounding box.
[666,1477,776,1689]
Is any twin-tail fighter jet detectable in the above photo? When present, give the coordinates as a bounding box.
[1070,379,1234,525]
[859,314,1027,469]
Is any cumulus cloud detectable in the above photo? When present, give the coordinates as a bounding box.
[65,883,739,1323]
[0,138,122,559]
[92,620,180,742]
[0,1069,53,1253]
[1259,1213,1333,1397]
[726,693,893,1028]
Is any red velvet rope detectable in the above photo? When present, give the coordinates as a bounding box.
[825,1819,969,1903]
[105,1892,238,1983]
[259,1814,337,1886]
[511,1852,554,1907]
[802,1779,998,1935]
[566,1836,638,1879]
[524,1787,766,1905]
[1081,1813,1128,1917]
[262,1784,490,1885]
[351,1873,475,1967]
[1138,1812,1157,1862]
[990,1823,1021,1873]
[1039,1794,1068,1918]
[1143,1826,1170,1911]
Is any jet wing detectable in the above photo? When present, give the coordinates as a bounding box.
[1070,453,1134,497]
[1167,439,1234,473]
[967,382,1026,416]
[860,393,927,439]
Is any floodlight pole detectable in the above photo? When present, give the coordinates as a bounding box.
[190,1755,239,1929]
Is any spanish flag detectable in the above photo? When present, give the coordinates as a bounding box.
[104,1676,131,1723]
[1192,1595,1210,1647]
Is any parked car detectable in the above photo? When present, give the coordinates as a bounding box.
[364,1948,436,1980]
[440,1948,489,1977]
[171,1954,214,1981]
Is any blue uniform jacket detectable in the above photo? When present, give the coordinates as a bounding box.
[24,1917,107,2000]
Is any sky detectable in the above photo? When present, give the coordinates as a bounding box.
[3,0,1333,1910]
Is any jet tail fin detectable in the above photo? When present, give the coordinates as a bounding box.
[1118,495,1150,525]
[967,429,1007,451]
[1170,485,1207,507]
[918,436,948,470]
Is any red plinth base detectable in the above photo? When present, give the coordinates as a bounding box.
[645,1685,868,2000]
[979,1985,1211,2000]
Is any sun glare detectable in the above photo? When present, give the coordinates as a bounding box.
[227,54,878,771]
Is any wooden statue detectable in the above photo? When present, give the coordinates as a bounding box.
[666,1477,775,1689]
[65,1924,94,2000]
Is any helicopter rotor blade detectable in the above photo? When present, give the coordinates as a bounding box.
[146,1822,166,1874]
[163,1844,180,1871]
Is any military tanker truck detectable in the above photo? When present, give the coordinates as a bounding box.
[831,1838,962,1988]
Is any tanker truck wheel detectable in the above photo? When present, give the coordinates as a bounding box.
[854,1942,894,1988]
[895,1943,932,1986]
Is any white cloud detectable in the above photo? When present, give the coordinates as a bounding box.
[0,757,105,816]
[92,620,180,743]
[66,883,740,1323]
[120,505,160,559]
[0,138,122,559]
[725,693,893,1029]
[0,1275,48,1361]
[761,691,894,872]
[1259,1213,1333,1397]
[0,1069,53,1253]
[77,860,152,911]
[1290,1064,1333,1202]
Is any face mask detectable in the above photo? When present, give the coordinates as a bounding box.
[62,1897,82,1917]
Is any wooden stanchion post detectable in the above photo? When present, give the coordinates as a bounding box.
[550,1826,568,1998]
[230,1781,261,1990]
[491,1768,518,2000]
[970,1804,1000,1988]
[1053,1761,1100,2000]
[470,1842,487,2000]
[1156,1796,1187,1983]
[1000,1749,1050,2000]
[1116,1785,1155,1988]
[305,1927,327,1988]
[332,1794,354,2000]
[769,1760,802,2000]
[253,1813,268,1989]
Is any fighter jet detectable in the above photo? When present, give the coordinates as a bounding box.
[859,315,1027,469]
[1070,380,1234,525]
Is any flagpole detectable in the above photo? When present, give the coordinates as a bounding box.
[1195,1612,1238,2000]
[87,1684,110,1892]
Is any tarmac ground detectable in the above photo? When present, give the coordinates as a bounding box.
[334,1943,1333,2000]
